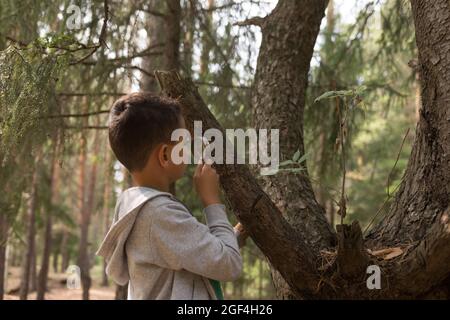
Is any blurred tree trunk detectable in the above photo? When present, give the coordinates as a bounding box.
[77,105,91,300]
[30,247,37,292]
[325,0,336,227]
[37,134,61,300]
[165,0,181,196]
[182,0,195,75]
[0,214,7,300]
[52,249,58,274]
[19,168,39,300]
[141,0,165,92]
[86,129,100,291]
[60,230,70,273]
[141,0,180,90]
[10,243,18,267]
[199,0,213,75]
[165,0,181,71]
[37,215,52,299]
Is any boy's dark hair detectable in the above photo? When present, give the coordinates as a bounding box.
[108,92,182,172]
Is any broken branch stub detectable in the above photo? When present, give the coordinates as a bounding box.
[336,220,368,279]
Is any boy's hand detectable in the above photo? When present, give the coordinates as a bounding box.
[194,163,221,207]
[234,222,249,248]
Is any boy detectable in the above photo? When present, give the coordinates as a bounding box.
[96,92,246,300]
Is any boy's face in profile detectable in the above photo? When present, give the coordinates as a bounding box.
[130,116,188,190]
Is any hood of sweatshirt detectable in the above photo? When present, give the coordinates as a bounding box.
[96,186,174,286]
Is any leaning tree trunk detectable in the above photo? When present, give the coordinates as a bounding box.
[249,0,335,299]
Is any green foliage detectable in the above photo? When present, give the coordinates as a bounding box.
[304,0,416,228]
[0,44,67,230]
[260,150,309,176]
[0,46,62,161]
[314,85,367,104]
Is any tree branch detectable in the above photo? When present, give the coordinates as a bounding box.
[233,16,266,27]
[64,125,108,130]
[70,0,109,65]
[46,110,110,118]
[58,92,126,97]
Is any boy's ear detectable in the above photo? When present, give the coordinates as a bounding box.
[157,143,170,167]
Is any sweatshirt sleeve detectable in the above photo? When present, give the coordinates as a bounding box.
[148,201,243,282]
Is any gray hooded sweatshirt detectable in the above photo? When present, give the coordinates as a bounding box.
[96,187,243,300]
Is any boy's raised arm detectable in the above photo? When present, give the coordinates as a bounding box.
[147,200,242,282]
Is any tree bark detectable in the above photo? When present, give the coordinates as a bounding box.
[37,136,61,300]
[0,214,7,300]
[141,0,166,92]
[37,214,52,300]
[199,0,214,75]
[19,169,39,300]
[250,0,335,299]
[364,0,450,297]
[165,0,181,71]
[60,230,70,273]
[182,0,195,74]
[367,0,450,247]
[77,121,91,300]
[52,248,59,274]
[30,246,37,292]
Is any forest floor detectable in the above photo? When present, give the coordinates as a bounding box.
[4,267,115,300]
